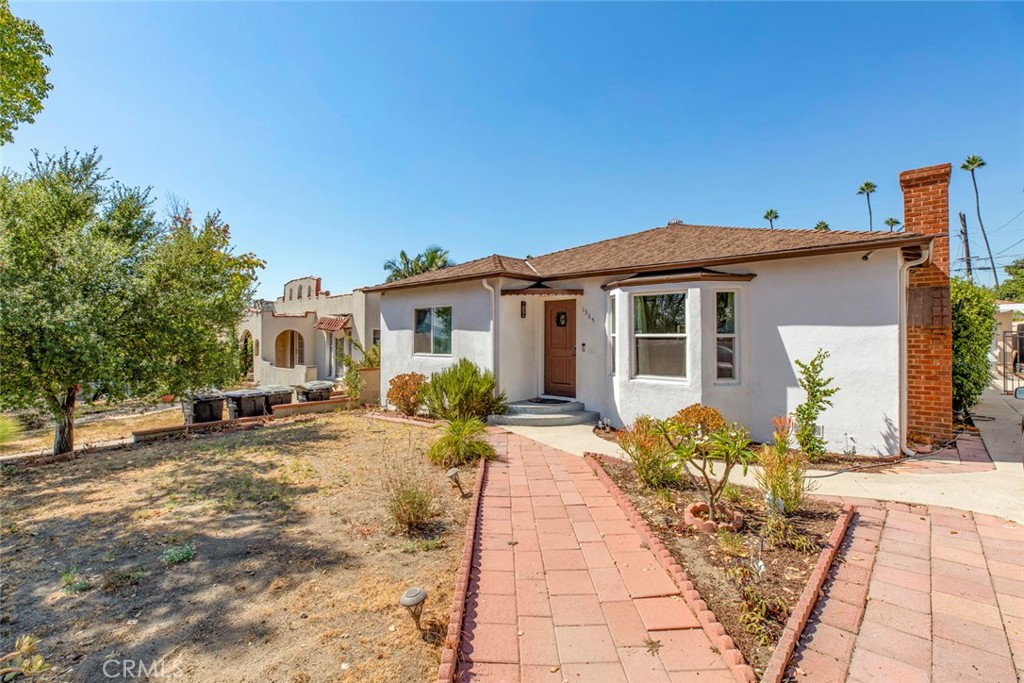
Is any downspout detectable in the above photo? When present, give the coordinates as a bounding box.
[898,243,932,456]
[482,279,499,390]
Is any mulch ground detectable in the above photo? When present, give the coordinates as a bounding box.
[598,457,841,678]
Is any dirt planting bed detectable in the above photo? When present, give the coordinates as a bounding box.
[0,412,470,683]
[598,457,841,677]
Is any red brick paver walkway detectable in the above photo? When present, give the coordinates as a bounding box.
[459,432,735,682]
[788,498,1024,683]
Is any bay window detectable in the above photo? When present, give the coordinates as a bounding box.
[633,293,687,378]
[716,291,737,380]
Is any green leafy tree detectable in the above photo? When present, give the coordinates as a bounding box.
[996,258,1024,303]
[793,349,839,461]
[884,217,901,232]
[857,181,877,231]
[383,245,455,282]
[0,0,53,145]
[814,221,830,231]
[763,209,778,229]
[0,150,263,455]
[961,156,999,287]
[951,277,997,412]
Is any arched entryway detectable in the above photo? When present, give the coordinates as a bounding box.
[274,330,305,369]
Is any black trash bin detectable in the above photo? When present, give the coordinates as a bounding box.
[224,388,269,419]
[263,385,294,412]
[296,380,334,402]
[181,390,225,425]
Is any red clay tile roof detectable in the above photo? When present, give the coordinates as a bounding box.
[364,223,931,292]
[313,315,352,331]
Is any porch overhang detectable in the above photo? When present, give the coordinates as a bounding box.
[501,283,584,297]
[601,268,756,291]
[313,314,352,332]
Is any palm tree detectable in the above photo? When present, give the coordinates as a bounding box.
[814,221,830,231]
[764,209,779,229]
[419,245,455,272]
[961,155,999,287]
[884,217,901,232]
[857,181,877,231]
[383,245,455,283]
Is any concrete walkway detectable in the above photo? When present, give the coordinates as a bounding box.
[508,388,1024,524]
[460,432,735,682]
[789,498,1024,682]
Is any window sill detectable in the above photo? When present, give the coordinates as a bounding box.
[629,375,690,385]
[413,353,453,358]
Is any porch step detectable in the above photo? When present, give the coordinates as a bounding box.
[488,399,599,427]
[505,399,586,415]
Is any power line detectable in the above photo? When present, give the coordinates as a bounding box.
[991,207,1024,234]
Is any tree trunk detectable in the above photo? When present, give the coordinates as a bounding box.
[867,195,873,231]
[52,387,77,456]
[972,171,1000,288]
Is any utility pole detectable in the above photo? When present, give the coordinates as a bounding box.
[959,212,973,283]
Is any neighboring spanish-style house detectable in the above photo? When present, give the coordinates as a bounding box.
[366,164,956,457]
[239,276,380,386]
[993,299,1023,391]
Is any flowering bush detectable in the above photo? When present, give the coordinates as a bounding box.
[387,372,426,416]
[755,416,815,515]
[619,415,682,489]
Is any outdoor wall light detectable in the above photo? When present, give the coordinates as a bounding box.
[399,587,428,630]
[446,467,466,497]
[862,251,874,261]
[521,301,527,318]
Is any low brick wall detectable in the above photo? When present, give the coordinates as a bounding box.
[436,448,488,683]
[759,504,854,683]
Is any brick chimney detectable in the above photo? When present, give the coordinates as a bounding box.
[900,163,953,443]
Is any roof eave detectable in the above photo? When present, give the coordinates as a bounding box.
[541,234,933,282]
[363,271,543,293]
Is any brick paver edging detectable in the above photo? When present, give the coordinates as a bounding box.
[759,503,855,683]
[435,453,488,683]
[583,452,757,683]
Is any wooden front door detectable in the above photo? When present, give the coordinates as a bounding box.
[544,300,577,397]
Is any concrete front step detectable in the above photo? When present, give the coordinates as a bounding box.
[488,409,600,427]
[505,399,586,415]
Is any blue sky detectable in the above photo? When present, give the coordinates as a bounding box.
[3,2,1022,296]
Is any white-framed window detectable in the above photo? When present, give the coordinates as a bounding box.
[414,306,452,355]
[632,293,687,378]
[608,295,617,375]
[715,291,737,381]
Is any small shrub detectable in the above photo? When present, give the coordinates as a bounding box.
[382,457,438,533]
[762,516,817,553]
[162,543,196,565]
[793,349,839,462]
[669,404,726,457]
[428,417,495,467]
[620,416,682,489]
[755,416,816,515]
[721,483,742,505]
[0,635,51,678]
[420,359,507,420]
[717,529,747,557]
[60,568,90,593]
[100,568,145,592]
[342,364,364,401]
[0,415,23,445]
[739,585,788,646]
[951,278,997,412]
[387,372,426,416]
[662,421,755,521]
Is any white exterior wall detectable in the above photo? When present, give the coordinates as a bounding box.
[379,280,497,406]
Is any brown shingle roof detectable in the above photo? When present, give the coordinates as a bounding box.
[365,224,931,292]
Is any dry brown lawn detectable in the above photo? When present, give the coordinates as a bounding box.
[0,407,183,457]
[0,412,470,682]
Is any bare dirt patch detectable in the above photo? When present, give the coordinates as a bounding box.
[598,457,840,678]
[0,406,183,457]
[1,412,470,682]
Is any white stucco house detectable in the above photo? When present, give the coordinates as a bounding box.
[366,164,955,456]
[239,276,380,386]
